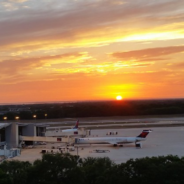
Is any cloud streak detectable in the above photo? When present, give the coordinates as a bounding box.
[9,0,28,2]
[0,52,87,76]
[111,45,184,61]
[1,0,184,50]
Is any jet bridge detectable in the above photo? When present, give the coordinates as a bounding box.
[19,136,70,143]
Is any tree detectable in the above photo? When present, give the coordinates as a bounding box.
[0,160,31,184]
[0,169,12,184]
[27,153,82,184]
[80,157,114,184]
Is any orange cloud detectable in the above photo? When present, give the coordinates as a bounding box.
[111,45,184,61]
[0,52,89,83]
[172,62,184,68]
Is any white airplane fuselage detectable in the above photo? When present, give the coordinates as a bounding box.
[75,136,145,145]
[45,120,79,137]
[61,129,78,135]
[45,128,78,137]
[62,129,78,133]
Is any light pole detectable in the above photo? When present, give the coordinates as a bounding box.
[3,116,7,120]
[15,116,19,120]
[44,113,47,119]
[33,115,37,121]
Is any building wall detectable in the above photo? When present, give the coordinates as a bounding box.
[5,123,18,148]
[22,124,36,136]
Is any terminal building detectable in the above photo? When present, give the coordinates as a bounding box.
[0,121,88,159]
[0,122,47,148]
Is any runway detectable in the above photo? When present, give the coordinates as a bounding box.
[45,116,184,129]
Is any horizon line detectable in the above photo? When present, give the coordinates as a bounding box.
[0,97,184,105]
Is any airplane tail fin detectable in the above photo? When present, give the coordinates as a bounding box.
[73,120,79,129]
[137,130,152,138]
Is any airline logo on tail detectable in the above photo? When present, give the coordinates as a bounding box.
[73,120,79,129]
[137,130,152,138]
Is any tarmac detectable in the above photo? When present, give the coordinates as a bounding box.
[10,126,184,164]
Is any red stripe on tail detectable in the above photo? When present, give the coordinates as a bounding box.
[73,120,79,129]
[137,130,152,138]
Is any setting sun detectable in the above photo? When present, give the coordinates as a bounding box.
[116,95,123,100]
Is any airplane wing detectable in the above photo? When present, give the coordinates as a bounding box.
[108,141,118,145]
[107,141,125,145]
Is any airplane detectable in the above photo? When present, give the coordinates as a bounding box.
[74,129,152,147]
[61,120,79,134]
[45,120,79,136]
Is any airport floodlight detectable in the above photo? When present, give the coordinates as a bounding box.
[15,116,20,120]
[3,116,7,120]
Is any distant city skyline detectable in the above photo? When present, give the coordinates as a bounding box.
[0,0,184,103]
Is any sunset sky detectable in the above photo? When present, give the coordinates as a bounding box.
[1,0,184,103]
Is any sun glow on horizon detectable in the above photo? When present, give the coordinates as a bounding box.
[116,95,123,100]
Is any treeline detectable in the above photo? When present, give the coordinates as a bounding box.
[1,99,184,120]
[0,154,184,184]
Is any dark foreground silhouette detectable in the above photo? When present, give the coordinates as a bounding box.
[0,154,184,184]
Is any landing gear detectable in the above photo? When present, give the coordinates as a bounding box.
[113,144,123,147]
[135,142,142,148]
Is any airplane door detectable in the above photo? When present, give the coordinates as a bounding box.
[75,138,79,144]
